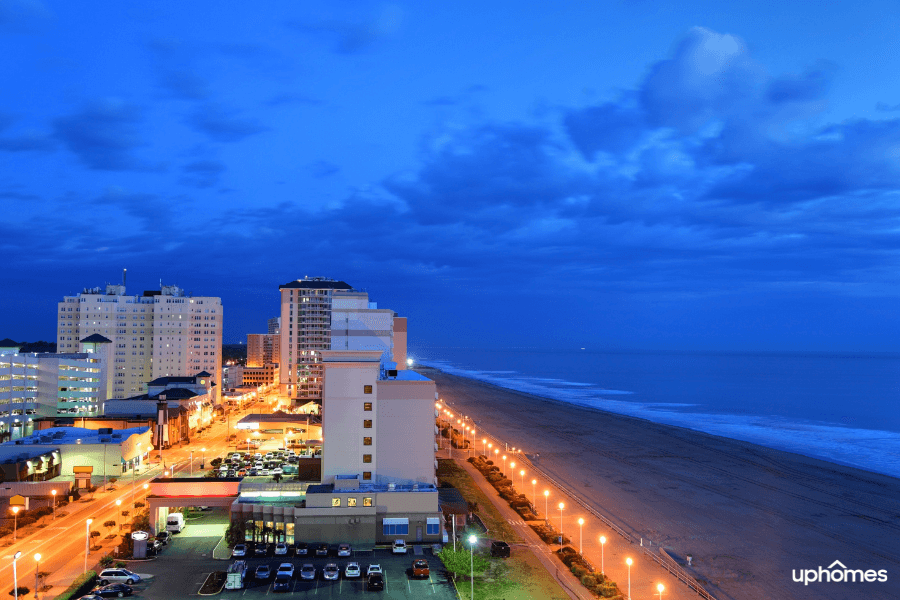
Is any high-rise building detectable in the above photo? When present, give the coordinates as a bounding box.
[278,278,402,402]
[56,284,223,400]
[247,333,279,367]
[267,317,280,335]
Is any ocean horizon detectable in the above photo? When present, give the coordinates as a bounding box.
[412,347,900,479]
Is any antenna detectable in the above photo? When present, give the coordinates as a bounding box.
[123,268,127,287]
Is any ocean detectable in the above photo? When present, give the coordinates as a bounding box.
[412,347,900,479]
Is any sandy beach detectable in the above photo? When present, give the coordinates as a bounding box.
[422,366,900,600]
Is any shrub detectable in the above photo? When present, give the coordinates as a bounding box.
[52,570,96,600]
[9,587,29,597]
[134,501,145,509]
[581,574,598,589]
[99,555,115,567]
[571,565,588,579]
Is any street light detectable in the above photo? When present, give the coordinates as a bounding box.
[657,583,665,600]
[51,489,57,517]
[482,438,487,456]
[599,536,607,574]
[12,551,22,600]
[11,506,19,541]
[190,450,194,477]
[558,502,565,546]
[531,479,537,507]
[84,519,93,573]
[626,558,633,600]
[578,518,584,555]
[502,454,507,475]
[520,469,525,490]
[34,553,41,600]
[246,437,251,453]
[201,447,206,469]
[468,535,477,600]
[115,499,122,531]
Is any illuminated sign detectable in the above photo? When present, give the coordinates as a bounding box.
[131,531,150,540]
[236,423,259,430]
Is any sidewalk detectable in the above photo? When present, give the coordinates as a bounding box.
[447,444,701,600]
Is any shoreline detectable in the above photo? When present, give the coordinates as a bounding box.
[420,359,900,480]
[421,365,900,600]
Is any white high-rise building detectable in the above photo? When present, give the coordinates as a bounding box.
[278,278,402,402]
[56,284,223,400]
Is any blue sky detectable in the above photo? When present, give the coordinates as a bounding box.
[3,0,900,351]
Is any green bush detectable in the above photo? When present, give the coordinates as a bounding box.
[9,587,30,597]
[571,565,588,579]
[581,574,598,589]
[52,570,96,600]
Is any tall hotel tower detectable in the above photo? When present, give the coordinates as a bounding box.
[278,277,403,402]
[57,283,223,399]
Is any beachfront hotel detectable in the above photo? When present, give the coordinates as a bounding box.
[56,282,223,400]
[278,277,407,404]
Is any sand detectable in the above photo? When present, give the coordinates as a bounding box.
[422,366,900,600]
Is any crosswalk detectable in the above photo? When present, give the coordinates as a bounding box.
[508,519,527,527]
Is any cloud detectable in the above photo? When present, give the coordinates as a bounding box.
[52,99,145,170]
[285,4,403,54]
[187,104,267,142]
[266,92,321,107]
[157,69,211,101]
[0,130,55,152]
[179,159,226,188]
[309,160,340,178]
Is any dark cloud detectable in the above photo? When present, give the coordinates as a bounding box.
[52,100,144,170]
[186,105,267,142]
[876,102,900,112]
[179,159,226,188]
[266,92,321,107]
[0,130,55,152]
[157,69,211,101]
[285,5,403,54]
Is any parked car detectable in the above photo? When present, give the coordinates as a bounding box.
[323,563,339,581]
[255,565,271,581]
[294,542,309,556]
[299,564,316,580]
[367,564,382,576]
[272,574,291,592]
[274,542,289,555]
[92,584,133,598]
[345,562,361,578]
[232,543,247,557]
[490,541,511,558]
[337,543,351,557]
[411,559,430,578]
[392,539,408,554]
[98,569,141,586]
[156,531,171,545]
[76,595,104,600]
[367,573,385,591]
[314,543,329,556]
[254,543,270,556]
[276,563,294,578]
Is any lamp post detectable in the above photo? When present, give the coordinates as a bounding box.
[558,502,565,546]
[578,518,584,555]
[501,454,507,476]
[468,535,477,600]
[12,506,19,541]
[12,551,22,600]
[543,490,549,523]
[657,583,665,600]
[470,429,476,456]
[520,469,525,490]
[34,553,41,600]
[190,450,194,477]
[115,499,122,531]
[599,536,606,574]
[626,558,633,600]
[487,442,492,458]
[51,489,57,518]
[84,519,93,573]
[246,437,251,453]
[509,461,515,481]
[201,447,206,469]
[531,479,537,507]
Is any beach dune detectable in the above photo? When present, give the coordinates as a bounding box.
[424,366,900,600]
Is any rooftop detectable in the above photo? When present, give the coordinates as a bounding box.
[3,425,150,446]
[279,278,354,291]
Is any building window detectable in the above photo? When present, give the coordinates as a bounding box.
[347,497,357,507]
[363,420,372,429]
[363,385,372,394]
[426,518,440,535]
[332,498,341,507]
[363,497,373,507]
[363,471,372,480]
[363,454,372,463]
[363,402,372,411]
[363,437,372,446]
[382,519,409,536]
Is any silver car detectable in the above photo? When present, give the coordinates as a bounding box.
[98,569,141,586]
[323,563,339,581]
[299,564,316,580]
[337,543,351,557]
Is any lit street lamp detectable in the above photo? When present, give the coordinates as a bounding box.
[115,499,122,530]
[11,505,19,541]
[468,534,477,600]
[626,558,633,600]
[34,553,41,600]
[578,518,584,555]
[600,536,607,574]
[12,551,22,600]
[520,469,525,490]
[501,454,507,475]
[531,479,537,507]
[190,450,194,477]
[482,438,487,456]
[543,490,549,523]
[657,583,665,600]
[84,518,93,573]
[558,502,565,546]
[51,489,57,518]
[201,447,206,469]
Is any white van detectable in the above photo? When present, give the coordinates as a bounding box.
[166,512,185,533]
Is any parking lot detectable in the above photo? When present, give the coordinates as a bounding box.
[122,511,458,599]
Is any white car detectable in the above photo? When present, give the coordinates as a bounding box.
[337,543,351,557]
[271,467,284,475]
[274,543,288,555]
[345,562,361,578]
[392,539,408,554]
[232,543,247,557]
[366,564,382,576]
[300,564,316,580]
[277,563,294,578]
